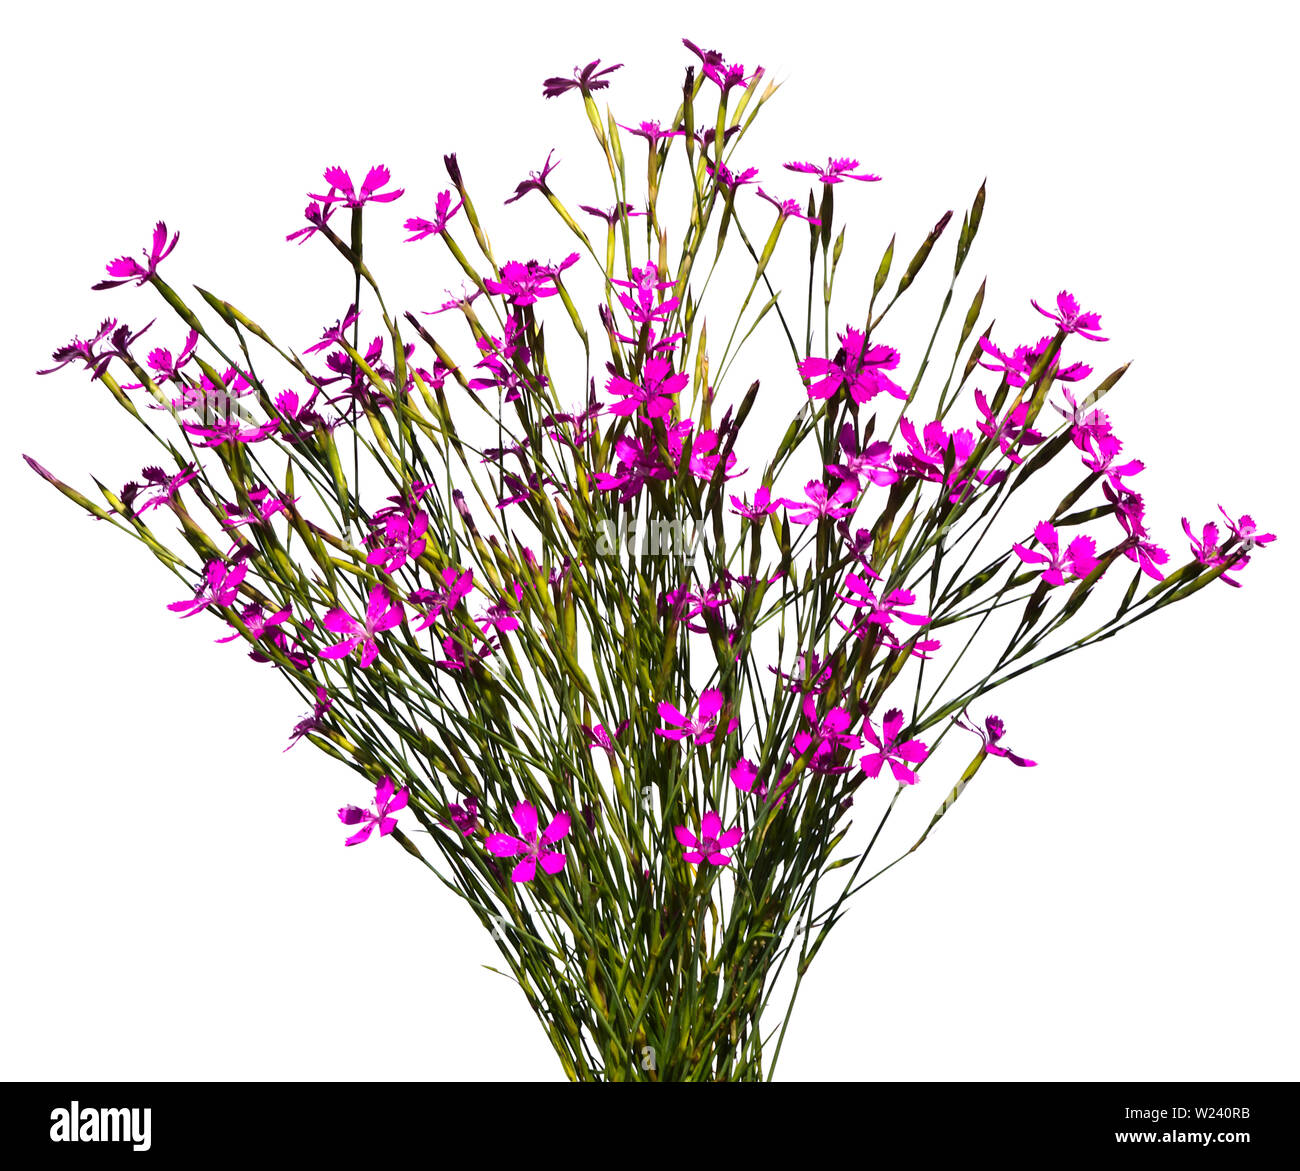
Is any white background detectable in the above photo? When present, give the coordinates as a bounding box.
[3,0,1297,1081]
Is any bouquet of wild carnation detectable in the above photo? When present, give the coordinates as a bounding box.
[28,38,1275,1082]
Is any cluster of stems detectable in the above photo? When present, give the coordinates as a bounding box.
[30,42,1269,1081]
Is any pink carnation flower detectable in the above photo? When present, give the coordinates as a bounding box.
[675,811,743,866]
[485,802,571,883]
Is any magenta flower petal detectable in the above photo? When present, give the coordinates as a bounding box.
[343,823,376,847]
[512,801,538,838]
[322,608,360,634]
[511,857,538,883]
[860,753,885,778]
[697,689,724,722]
[542,812,571,843]
[897,740,928,764]
[731,759,760,792]
[485,833,523,857]
[888,759,919,785]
